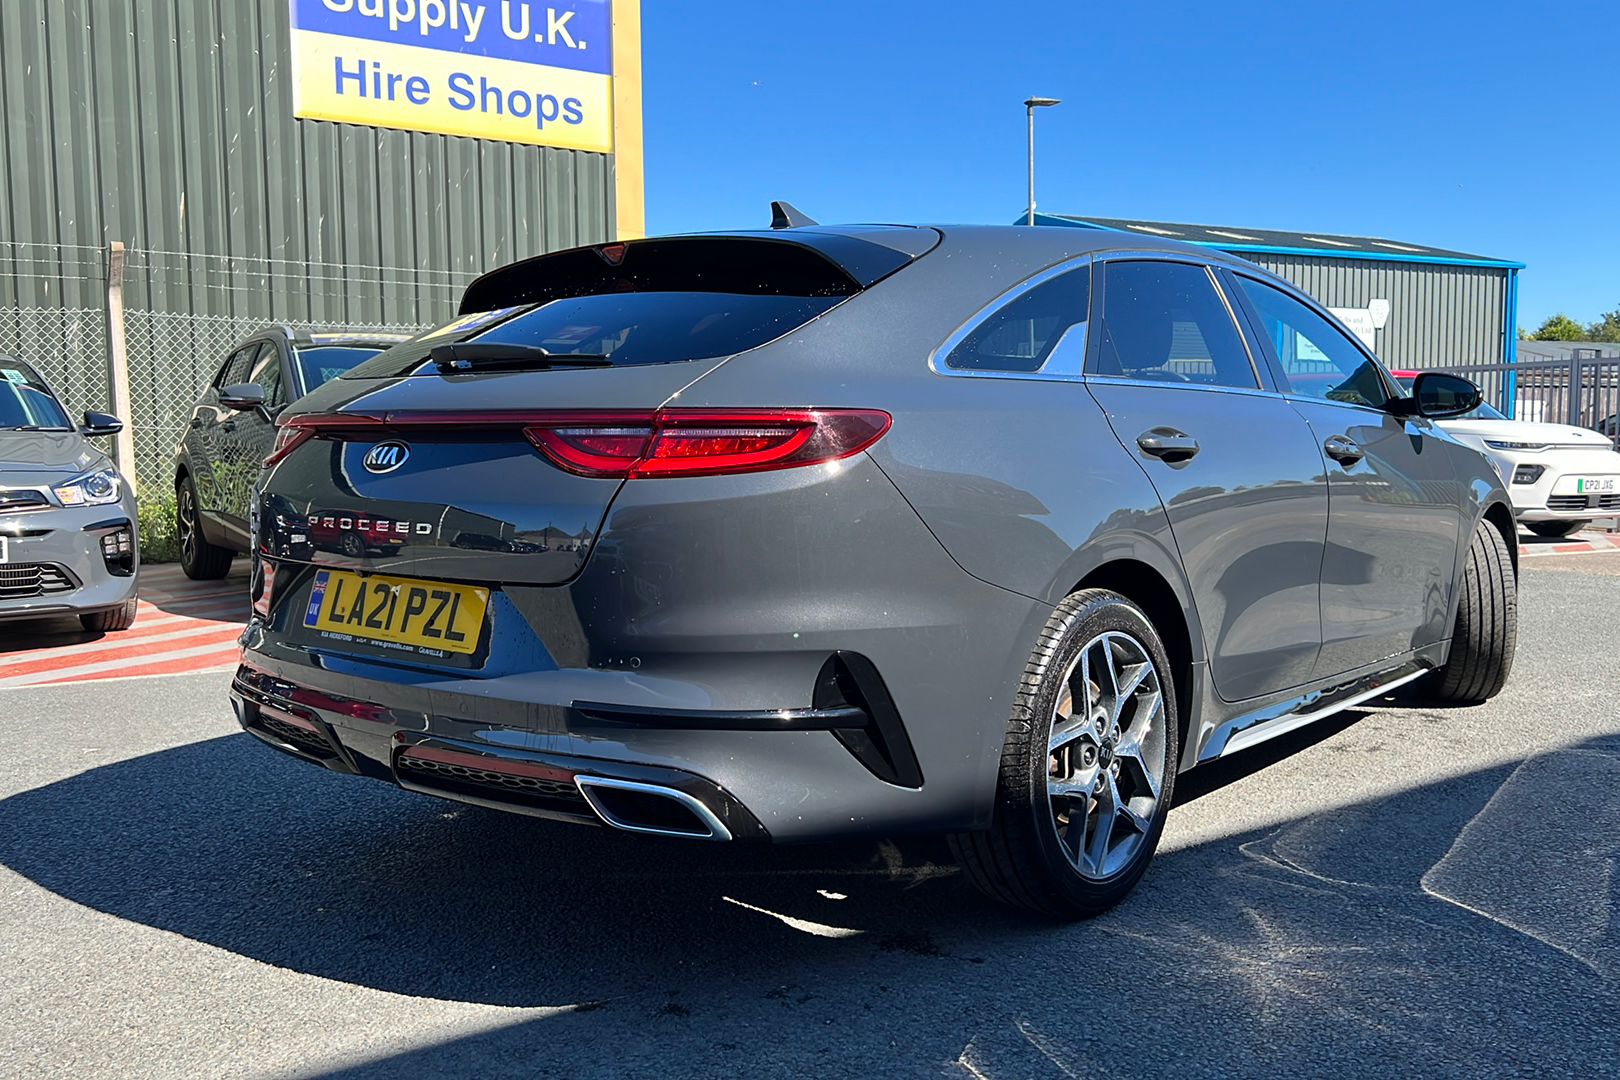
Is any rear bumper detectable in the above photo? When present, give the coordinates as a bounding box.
[232,668,770,840]
[236,456,1048,840]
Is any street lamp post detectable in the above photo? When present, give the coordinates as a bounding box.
[1024,96,1061,226]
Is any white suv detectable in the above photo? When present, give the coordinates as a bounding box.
[1394,373,1620,538]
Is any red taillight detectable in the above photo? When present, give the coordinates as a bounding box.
[261,408,891,479]
[264,425,311,467]
[265,414,385,467]
[525,409,890,479]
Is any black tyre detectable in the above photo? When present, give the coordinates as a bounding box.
[951,589,1179,918]
[177,475,233,580]
[1430,522,1517,703]
[1525,520,1585,539]
[80,597,138,632]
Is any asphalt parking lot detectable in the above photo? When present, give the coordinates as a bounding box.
[2,557,1618,1078]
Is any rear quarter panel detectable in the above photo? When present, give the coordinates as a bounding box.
[662,232,1210,806]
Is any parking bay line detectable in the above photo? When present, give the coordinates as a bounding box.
[0,630,245,688]
[0,621,246,670]
[22,654,241,689]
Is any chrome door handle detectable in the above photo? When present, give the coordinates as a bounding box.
[1136,428,1200,462]
[1323,435,1363,465]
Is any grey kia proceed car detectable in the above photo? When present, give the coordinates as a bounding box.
[0,356,139,631]
[235,216,1518,916]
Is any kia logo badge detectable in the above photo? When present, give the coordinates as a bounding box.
[362,441,410,474]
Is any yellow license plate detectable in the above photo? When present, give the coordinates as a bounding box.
[303,570,489,656]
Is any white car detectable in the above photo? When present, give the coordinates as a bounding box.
[1395,372,1620,538]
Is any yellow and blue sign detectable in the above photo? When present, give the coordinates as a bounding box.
[290,0,614,153]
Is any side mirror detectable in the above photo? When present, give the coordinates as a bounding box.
[80,410,123,437]
[219,382,267,411]
[1409,372,1482,419]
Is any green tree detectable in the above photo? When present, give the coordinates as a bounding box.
[1531,313,1589,341]
[1588,305,1620,342]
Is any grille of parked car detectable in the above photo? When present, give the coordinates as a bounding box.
[1547,495,1591,512]
[0,563,76,599]
[0,489,49,513]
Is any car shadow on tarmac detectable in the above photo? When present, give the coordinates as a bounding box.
[1,721,1616,1075]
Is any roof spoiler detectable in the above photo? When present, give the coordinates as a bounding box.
[770,201,818,229]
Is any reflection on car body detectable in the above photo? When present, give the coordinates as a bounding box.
[173,325,410,580]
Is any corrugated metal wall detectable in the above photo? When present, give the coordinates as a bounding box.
[0,0,615,325]
[1237,253,1509,369]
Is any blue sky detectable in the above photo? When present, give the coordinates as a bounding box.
[642,0,1618,329]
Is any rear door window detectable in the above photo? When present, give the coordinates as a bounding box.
[1089,261,1259,390]
[943,265,1089,375]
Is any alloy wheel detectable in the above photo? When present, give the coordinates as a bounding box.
[1045,630,1169,881]
[178,485,197,567]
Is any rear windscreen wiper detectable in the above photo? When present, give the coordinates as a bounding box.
[429,343,614,372]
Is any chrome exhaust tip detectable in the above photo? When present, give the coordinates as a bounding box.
[574,776,734,841]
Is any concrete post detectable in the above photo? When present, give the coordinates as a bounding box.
[104,241,137,493]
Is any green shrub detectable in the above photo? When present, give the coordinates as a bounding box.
[137,489,182,564]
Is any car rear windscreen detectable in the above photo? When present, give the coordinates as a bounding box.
[295,346,387,389]
[341,235,908,378]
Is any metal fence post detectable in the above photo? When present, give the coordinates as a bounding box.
[1569,352,1585,427]
[104,241,138,493]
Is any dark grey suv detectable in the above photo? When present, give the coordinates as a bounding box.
[234,221,1517,917]
[174,326,407,579]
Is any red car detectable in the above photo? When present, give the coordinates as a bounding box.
[303,511,414,558]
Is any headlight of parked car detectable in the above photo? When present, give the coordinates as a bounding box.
[53,468,123,507]
[1484,440,1549,451]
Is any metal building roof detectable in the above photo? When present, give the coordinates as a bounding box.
[1030,213,1523,269]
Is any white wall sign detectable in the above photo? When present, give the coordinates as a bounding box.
[1328,299,1390,352]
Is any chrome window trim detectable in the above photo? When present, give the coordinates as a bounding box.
[1280,392,1429,426]
[928,254,1093,384]
[1077,376,1285,402]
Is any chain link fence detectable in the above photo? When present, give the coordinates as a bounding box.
[0,241,464,494]
[119,309,428,490]
[0,305,111,416]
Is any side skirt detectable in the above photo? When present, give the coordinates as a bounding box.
[1196,660,1432,763]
